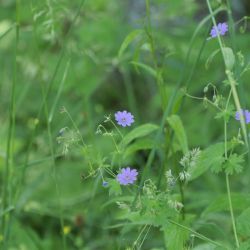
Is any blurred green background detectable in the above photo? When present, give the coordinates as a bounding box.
[0,0,250,249]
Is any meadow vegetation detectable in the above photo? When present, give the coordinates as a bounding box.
[1,0,250,249]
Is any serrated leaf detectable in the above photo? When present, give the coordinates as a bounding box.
[202,193,250,217]
[130,61,157,77]
[121,123,159,147]
[214,105,234,122]
[118,29,143,58]
[236,207,250,237]
[188,142,226,180]
[223,153,244,175]
[222,47,235,70]
[167,115,188,154]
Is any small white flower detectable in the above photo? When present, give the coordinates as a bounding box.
[179,171,191,181]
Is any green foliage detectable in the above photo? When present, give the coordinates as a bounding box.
[163,223,189,250]
[223,154,244,175]
[123,138,157,159]
[1,0,250,249]
[130,61,157,77]
[118,29,143,59]
[236,207,250,237]
[121,123,159,147]
[188,143,225,180]
[108,179,122,196]
[202,193,250,217]
[222,47,235,71]
[167,114,188,154]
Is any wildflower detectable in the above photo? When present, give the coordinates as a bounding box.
[63,226,71,235]
[57,127,68,137]
[102,181,108,187]
[165,170,175,189]
[168,200,183,212]
[235,109,250,124]
[180,148,201,169]
[115,111,134,127]
[210,22,228,38]
[179,171,191,181]
[143,179,157,198]
[117,167,138,185]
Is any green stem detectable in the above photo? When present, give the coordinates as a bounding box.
[144,0,168,109]
[223,96,239,247]
[1,0,19,247]
[226,174,239,248]
[168,219,227,249]
[41,85,67,250]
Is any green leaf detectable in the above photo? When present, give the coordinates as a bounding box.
[163,223,189,250]
[214,105,234,122]
[130,61,157,77]
[205,49,220,70]
[118,29,143,58]
[123,138,157,158]
[202,193,250,217]
[188,143,225,180]
[167,115,188,154]
[193,243,217,250]
[237,207,250,238]
[222,47,235,70]
[238,240,250,250]
[223,153,244,175]
[121,123,159,147]
[108,179,122,196]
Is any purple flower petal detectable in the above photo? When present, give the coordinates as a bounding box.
[210,22,228,38]
[235,109,250,124]
[116,167,138,186]
[114,110,135,127]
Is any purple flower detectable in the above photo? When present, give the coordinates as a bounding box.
[235,109,250,124]
[117,167,138,185]
[102,181,108,187]
[115,111,134,127]
[210,22,228,38]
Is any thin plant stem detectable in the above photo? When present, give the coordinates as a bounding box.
[138,225,152,249]
[144,0,168,109]
[224,110,239,248]
[206,1,242,247]
[41,84,67,250]
[226,173,239,248]
[168,219,228,249]
[108,119,124,140]
[1,1,19,248]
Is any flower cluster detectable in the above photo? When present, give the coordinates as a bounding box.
[210,22,228,38]
[178,148,200,182]
[143,179,157,199]
[165,170,175,189]
[180,148,201,169]
[235,109,250,124]
[99,110,137,187]
[115,111,137,185]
